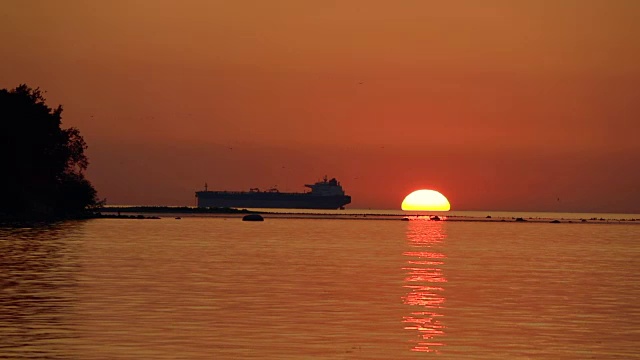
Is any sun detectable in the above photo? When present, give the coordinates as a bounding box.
[401,189,451,211]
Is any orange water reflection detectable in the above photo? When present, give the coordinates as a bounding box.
[402,218,447,352]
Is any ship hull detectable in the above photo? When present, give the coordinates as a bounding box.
[195,191,351,209]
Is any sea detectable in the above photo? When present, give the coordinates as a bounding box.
[1,209,639,359]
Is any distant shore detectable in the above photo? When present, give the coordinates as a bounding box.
[3,207,638,225]
[97,206,257,214]
[94,206,640,224]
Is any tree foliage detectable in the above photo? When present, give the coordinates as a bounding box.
[0,84,100,220]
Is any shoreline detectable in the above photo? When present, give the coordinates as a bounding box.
[95,206,640,224]
[5,207,637,226]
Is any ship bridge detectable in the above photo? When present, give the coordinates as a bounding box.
[305,177,345,196]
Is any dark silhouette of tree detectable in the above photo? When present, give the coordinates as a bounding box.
[0,84,100,221]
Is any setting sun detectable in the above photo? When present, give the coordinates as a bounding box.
[401,190,451,211]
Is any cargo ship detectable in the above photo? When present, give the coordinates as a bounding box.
[195,176,351,209]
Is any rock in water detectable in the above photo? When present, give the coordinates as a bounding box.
[242,214,264,222]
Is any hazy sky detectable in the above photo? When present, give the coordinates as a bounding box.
[2,0,639,212]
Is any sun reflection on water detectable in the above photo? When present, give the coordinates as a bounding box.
[402,218,447,353]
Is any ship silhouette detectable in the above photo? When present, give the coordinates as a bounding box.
[195,176,351,209]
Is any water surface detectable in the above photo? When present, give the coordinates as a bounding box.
[1,216,639,359]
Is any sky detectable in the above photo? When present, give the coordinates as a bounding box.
[2,0,639,212]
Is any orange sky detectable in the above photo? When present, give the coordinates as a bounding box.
[2,0,639,212]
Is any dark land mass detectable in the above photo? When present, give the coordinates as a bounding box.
[1,84,101,224]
